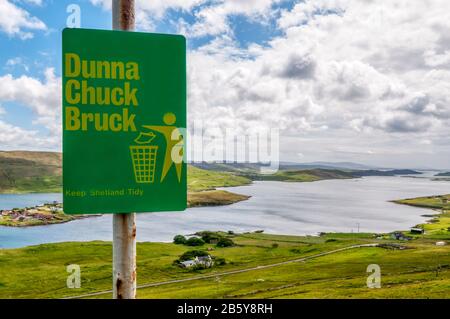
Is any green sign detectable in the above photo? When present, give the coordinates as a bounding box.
[62,28,187,214]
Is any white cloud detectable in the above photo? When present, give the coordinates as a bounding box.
[0,68,61,146]
[0,120,59,150]
[184,0,450,167]
[5,57,29,72]
[91,0,282,36]
[0,68,61,150]
[180,0,282,37]
[277,0,345,30]
[0,0,46,39]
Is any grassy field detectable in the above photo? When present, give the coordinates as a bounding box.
[0,232,447,299]
[0,194,448,299]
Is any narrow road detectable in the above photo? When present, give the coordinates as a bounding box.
[63,243,378,299]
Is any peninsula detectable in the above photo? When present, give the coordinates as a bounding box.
[0,202,97,227]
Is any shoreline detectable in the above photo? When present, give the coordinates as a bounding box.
[0,175,448,242]
[0,189,251,228]
[0,215,99,228]
[1,191,448,248]
[0,202,101,228]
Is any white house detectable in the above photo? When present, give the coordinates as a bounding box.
[179,256,214,268]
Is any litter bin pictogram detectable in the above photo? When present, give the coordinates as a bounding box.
[130,132,158,183]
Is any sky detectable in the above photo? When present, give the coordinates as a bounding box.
[0,0,449,169]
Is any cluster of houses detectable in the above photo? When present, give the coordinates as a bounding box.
[389,228,448,246]
[0,202,63,224]
[179,255,214,269]
[390,227,425,241]
[390,232,412,241]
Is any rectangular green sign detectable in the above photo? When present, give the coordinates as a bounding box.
[62,28,187,214]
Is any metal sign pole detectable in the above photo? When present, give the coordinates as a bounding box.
[112,0,136,300]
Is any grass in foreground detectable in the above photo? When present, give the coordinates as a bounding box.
[0,234,370,299]
[0,231,448,298]
[0,194,449,299]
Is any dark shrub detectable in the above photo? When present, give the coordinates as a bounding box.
[196,231,221,243]
[271,243,279,248]
[178,250,209,261]
[186,237,205,246]
[214,257,226,266]
[216,237,234,247]
[173,235,187,244]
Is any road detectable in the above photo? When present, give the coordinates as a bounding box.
[63,243,379,299]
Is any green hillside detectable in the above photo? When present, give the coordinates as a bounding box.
[244,168,354,182]
[0,151,62,193]
[187,165,251,191]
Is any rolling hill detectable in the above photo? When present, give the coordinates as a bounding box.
[0,151,62,193]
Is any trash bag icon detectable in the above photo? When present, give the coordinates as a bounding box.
[130,132,158,183]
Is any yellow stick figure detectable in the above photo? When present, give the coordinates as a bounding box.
[143,112,184,183]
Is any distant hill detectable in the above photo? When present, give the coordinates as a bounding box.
[246,168,354,182]
[284,161,376,170]
[191,161,376,172]
[193,162,423,181]
[435,172,450,177]
[191,162,354,182]
[0,151,62,193]
[190,162,263,173]
[351,169,421,177]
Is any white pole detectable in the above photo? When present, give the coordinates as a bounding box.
[112,0,136,300]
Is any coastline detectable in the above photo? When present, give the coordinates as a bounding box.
[0,202,101,228]
[1,175,448,238]
[0,188,252,227]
